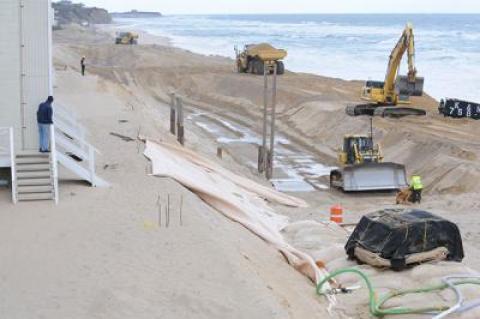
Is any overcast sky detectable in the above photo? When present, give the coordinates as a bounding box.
[79,0,480,14]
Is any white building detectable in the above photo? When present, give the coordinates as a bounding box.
[0,0,53,151]
[0,0,105,203]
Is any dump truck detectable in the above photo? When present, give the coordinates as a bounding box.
[351,23,425,117]
[115,31,139,45]
[235,43,286,75]
[330,135,408,192]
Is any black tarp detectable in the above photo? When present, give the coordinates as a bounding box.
[345,209,464,270]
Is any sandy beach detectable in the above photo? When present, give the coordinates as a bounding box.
[1,23,479,318]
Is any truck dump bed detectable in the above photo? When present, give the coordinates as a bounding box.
[246,43,287,61]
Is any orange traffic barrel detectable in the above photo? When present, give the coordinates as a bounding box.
[330,205,344,224]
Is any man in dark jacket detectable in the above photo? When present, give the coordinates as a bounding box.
[80,56,86,76]
[37,96,54,152]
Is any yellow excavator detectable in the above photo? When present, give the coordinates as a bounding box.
[330,135,408,192]
[347,23,425,117]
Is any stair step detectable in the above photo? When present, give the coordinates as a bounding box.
[15,157,50,164]
[16,152,50,158]
[17,192,54,201]
[15,163,51,172]
[17,178,52,186]
[17,171,51,179]
[17,185,53,193]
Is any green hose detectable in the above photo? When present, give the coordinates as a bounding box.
[316,268,480,317]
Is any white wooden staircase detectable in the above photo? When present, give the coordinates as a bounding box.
[3,104,107,204]
[14,152,56,202]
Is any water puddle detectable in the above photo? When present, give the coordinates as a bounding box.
[188,111,335,192]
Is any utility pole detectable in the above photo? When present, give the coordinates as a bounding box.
[266,63,278,180]
[258,63,269,174]
[258,61,279,180]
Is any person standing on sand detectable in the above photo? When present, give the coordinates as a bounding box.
[409,174,423,204]
[80,56,86,76]
[37,96,54,153]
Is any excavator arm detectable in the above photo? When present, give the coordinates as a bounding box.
[359,23,424,106]
[383,23,418,102]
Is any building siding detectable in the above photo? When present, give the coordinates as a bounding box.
[0,1,22,150]
[23,0,52,149]
[0,0,52,151]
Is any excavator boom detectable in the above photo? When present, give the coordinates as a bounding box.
[357,23,425,116]
[383,23,420,100]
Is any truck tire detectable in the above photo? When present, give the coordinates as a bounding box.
[247,60,254,73]
[253,59,265,75]
[237,60,246,73]
[276,61,285,75]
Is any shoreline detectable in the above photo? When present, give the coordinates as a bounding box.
[102,14,445,103]
[102,21,434,98]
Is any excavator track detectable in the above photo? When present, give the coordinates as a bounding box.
[346,104,426,118]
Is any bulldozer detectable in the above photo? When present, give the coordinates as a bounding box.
[348,23,426,117]
[330,135,408,192]
[235,43,286,75]
[115,32,139,45]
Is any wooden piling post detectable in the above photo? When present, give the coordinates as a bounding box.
[170,93,176,135]
[258,145,265,174]
[166,194,171,228]
[217,146,223,159]
[176,97,185,145]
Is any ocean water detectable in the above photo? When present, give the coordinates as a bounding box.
[115,14,480,101]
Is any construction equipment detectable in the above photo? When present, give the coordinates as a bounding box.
[350,23,425,117]
[115,31,139,45]
[330,135,408,192]
[235,43,286,75]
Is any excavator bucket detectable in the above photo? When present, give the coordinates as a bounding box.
[396,75,424,96]
[341,162,408,192]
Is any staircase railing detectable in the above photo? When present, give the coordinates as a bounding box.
[0,127,16,203]
[49,125,59,204]
[9,128,16,204]
[53,104,106,187]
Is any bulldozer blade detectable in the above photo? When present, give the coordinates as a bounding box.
[341,162,408,192]
[396,75,424,96]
